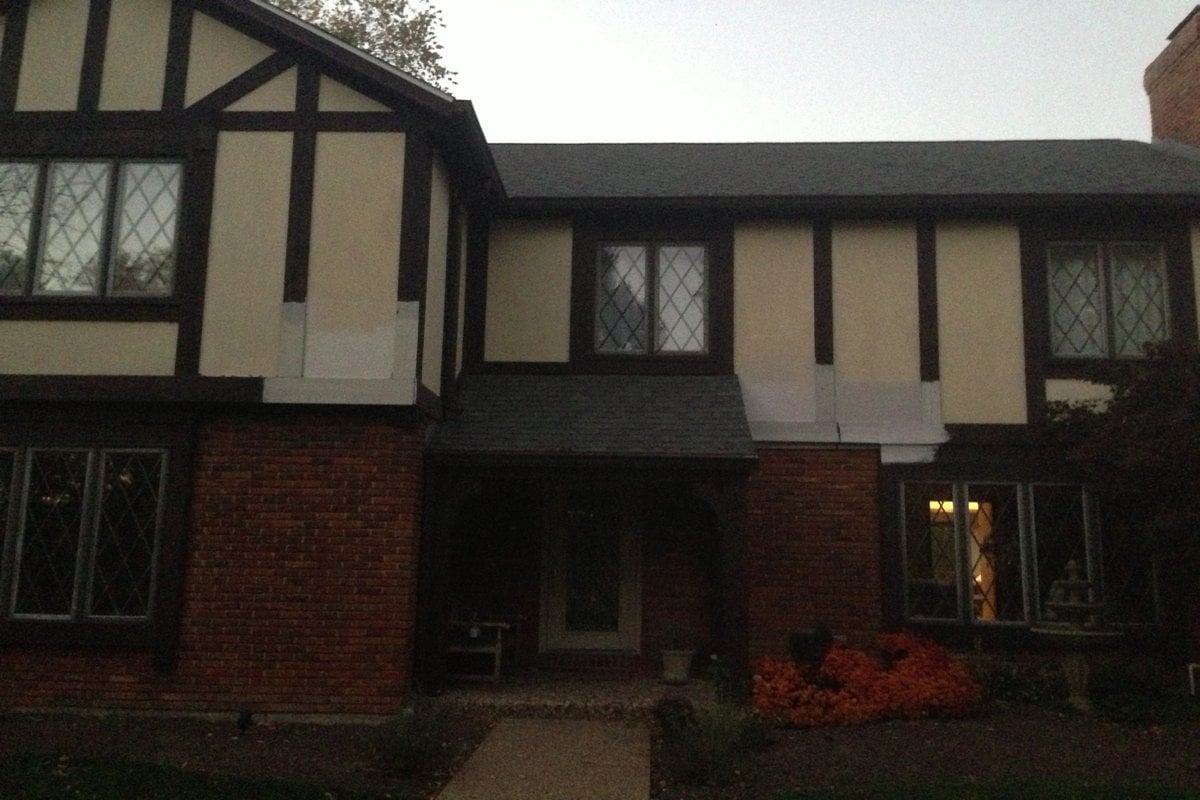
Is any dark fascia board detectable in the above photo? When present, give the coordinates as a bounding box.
[445,100,504,201]
[494,193,1200,218]
[191,0,453,116]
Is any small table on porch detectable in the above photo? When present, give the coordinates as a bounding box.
[446,620,517,681]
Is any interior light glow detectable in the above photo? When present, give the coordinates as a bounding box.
[928,500,980,514]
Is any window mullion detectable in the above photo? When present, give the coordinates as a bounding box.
[22,161,50,298]
[646,241,658,355]
[1102,243,1116,358]
[1016,485,1033,623]
[72,450,99,621]
[97,160,120,298]
[953,483,969,624]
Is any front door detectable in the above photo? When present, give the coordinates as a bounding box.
[542,487,641,651]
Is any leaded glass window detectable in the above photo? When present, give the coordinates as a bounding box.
[595,242,707,356]
[7,448,166,622]
[0,160,182,298]
[1047,241,1168,359]
[901,481,1106,627]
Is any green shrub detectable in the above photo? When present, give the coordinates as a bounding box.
[376,698,450,776]
[656,699,769,785]
[964,652,1066,706]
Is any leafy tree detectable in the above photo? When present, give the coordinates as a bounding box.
[1043,340,1200,651]
[267,0,455,90]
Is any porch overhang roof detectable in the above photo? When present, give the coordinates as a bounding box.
[430,374,758,470]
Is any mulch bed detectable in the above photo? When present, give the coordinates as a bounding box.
[3,703,1200,799]
[651,703,1200,799]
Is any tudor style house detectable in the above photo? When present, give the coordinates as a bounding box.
[1,0,1199,715]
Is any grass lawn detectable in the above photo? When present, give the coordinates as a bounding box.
[0,753,400,800]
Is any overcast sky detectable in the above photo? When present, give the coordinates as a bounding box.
[436,0,1190,144]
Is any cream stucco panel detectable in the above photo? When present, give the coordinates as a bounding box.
[422,156,452,394]
[734,222,817,430]
[485,221,572,363]
[318,76,391,112]
[937,222,1028,424]
[200,132,292,377]
[99,0,171,110]
[305,132,406,380]
[186,11,276,108]
[1045,379,1113,406]
[0,322,176,375]
[225,68,298,111]
[15,0,89,111]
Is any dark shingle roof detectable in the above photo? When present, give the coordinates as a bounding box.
[430,374,756,463]
[490,140,1200,201]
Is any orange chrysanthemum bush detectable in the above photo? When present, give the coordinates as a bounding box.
[752,631,981,727]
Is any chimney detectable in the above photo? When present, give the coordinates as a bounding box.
[1145,6,1200,149]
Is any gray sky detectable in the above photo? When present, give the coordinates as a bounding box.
[437,0,1190,144]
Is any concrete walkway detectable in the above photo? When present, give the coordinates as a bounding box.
[436,718,650,800]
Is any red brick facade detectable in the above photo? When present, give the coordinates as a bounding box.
[0,411,425,716]
[745,447,882,658]
[1145,8,1200,149]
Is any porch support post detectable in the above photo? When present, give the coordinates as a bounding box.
[698,475,750,698]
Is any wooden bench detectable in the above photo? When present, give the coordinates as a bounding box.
[446,620,512,681]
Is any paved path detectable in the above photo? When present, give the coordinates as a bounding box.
[437,718,650,800]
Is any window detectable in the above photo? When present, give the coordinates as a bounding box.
[595,243,708,355]
[1047,241,1168,358]
[3,448,166,622]
[571,220,732,372]
[0,160,182,297]
[901,481,1104,626]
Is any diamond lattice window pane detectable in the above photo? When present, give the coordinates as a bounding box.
[89,451,164,617]
[109,163,180,296]
[965,485,1025,623]
[36,162,110,295]
[1031,485,1090,617]
[903,483,959,620]
[0,162,38,294]
[13,450,90,617]
[1109,243,1168,357]
[1048,244,1106,357]
[595,245,647,353]
[656,245,707,353]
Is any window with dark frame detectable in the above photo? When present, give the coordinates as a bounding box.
[595,242,708,356]
[2,447,167,623]
[0,160,182,298]
[900,481,1115,627]
[1047,241,1169,359]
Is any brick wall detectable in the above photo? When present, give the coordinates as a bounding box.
[1145,8,1200,148]
[745,447,882,658]
[1,410,425,716]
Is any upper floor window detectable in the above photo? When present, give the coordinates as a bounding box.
[571,219,733,373]
[0,160,182,298]
[595,242,707,355]
[1047,241,1169,359]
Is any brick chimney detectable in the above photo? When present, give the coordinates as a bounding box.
[1145,6,1200,148]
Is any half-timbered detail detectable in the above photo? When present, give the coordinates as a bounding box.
[2,2,1200,715]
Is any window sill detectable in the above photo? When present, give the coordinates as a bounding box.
[0,618,156,650]
[0,298,181,322]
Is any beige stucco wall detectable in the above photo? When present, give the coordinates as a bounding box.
[833,222,920,383]
[200,132,292,377]
[485,220,572,363]
[1045,379,1113,405]
[225,68,297,112]
[937,222,1027,424]
[186,11,275,108]
[0,322,176,375]
[734,222,816,425]
[318,76,390,112]
[305,132,406,379]
[16,0,89,111]
[422,156,451,394]
[99,0,171,110]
